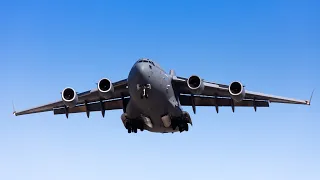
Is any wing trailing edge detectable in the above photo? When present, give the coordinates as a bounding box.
[53,98,127,118]
[179,94,269,113]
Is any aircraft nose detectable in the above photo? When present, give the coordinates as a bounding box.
[134,63,149,80]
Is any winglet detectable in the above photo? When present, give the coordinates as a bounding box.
[307,89,315,105]
[12,101,17,116]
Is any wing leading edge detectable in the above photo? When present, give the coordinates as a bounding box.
[14,79,129,117]
[172,76,312,111]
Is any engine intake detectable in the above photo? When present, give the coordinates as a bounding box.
[62,87,78,107]
[228,81,245,102]
[187,75,204,94]
[98,78,114,98]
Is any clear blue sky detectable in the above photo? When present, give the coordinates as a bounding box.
[1,0,319,179]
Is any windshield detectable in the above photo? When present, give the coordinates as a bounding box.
[137,58,155,66]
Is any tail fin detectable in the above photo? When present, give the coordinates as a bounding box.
[169,69,176,76]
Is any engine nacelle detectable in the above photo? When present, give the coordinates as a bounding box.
[98,78,114,99]
[228,81,246,102]
[61,87,78,107]
[187,75,205,94]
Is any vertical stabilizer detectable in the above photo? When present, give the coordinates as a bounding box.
[169,69,176,76]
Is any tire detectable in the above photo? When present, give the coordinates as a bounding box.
[125,122,130,129]
[184,123,189,131]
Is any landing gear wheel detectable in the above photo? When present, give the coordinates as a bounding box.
[179,126,183,132]
[178,123,184,132]
[177,122,189,132]
[183,112,192,125]
[184,123,189,131]
[125,122,130,128]
[172,125,177,130]
[128,128,131,133]
[171,122,177,130]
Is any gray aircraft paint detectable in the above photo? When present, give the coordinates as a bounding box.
[13,58,312,134]
[126,60,183,133]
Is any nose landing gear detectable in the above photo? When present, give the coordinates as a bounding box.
[137,84,151,99]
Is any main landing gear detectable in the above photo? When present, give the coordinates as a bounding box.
[171,121,189,133]
[137,84,151,99]
[171,112,192,133]
[125,120,144,134]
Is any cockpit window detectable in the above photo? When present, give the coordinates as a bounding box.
[137,59,155,66]
[137,60,147,63]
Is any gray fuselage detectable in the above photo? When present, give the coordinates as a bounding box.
[125,60,183,133]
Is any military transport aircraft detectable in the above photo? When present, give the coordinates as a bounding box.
[14,58,313,133]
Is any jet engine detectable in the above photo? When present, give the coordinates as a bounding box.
[61,87,78,107]
[228,81,245,102]
[187,75,204,94]
[98,78,114,99]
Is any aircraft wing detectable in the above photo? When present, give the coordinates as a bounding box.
[14,79,129,117]
[172,76,312,112]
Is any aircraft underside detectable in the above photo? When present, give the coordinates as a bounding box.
[120,109,193,134]
[119,82,193,133]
